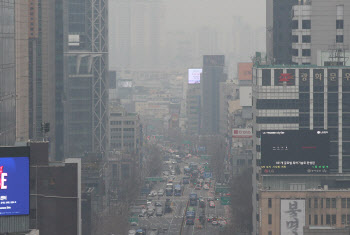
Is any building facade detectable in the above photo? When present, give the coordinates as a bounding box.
[0,0,16,146]
[201,55,227,135]
[186,84,201,135]
[65,0,109,158]
[291,1,350,66]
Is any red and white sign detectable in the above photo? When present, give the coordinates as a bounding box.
[232,129,252,138]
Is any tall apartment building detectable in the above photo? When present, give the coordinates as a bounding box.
[109,104,142,154]
[252,64,350,234]
[201,55,227,135]
[65,0,109,158]
[266,0,298,64]
[186,84,201,135]
[291,0,350,66]
[0,0,16,146]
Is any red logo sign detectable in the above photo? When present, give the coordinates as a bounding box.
[279,73,294,82]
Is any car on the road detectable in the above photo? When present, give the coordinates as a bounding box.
[212,220,218,226]
[207,197,214,202]
[148,191,157,197]
[158,189,164,196]
[219,220,227,227]
[163,171,169,176]
[195,185,201,190]
[171,170,175,175]
[155,207,163,216]
[203,184,209,190]
[148,228,159,235]
[128,229,136,235]
[209,201,215,208]
[130,221,138,226]
[155,201,162,207]
[135,229,146,235]
[207,214,215,222]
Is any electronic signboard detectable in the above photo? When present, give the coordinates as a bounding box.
[0,147,29,216]
[260,130,329,174]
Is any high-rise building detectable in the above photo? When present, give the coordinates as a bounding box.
[201,55,227,134]
[65,0,108,158]
[266,0,298,64]
[15,0,29,142]
[0,0,16,146]
[291,0,350,66]
[186,84,201,135]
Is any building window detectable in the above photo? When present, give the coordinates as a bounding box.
[292,20,298,29]
[309,214,312,225]
[337,20,344,29]
[314,198,318,208]
[321,214,324,225]
[347,214,350,224]
[314,215,318,225]
[302,49,311,57]
[332,214,337,225]
[302,20,311,29]
[268,198,272,208]
[268,214,272,224]
[292,49,299,56]
[268,232,272,235]
[321,198,324,208]
[326,198,330,208]
[309,198,312,208]
[342,214,346,224]
[342,198,346,208]
[302,35,311,43]
[262,69,271,86]
[332,198,337,208]
[292,35,299,43]
[347,198,350,208]
[336,35,344,43]
[326,214,331,225]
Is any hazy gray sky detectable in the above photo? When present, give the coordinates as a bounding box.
[165,0,266,31]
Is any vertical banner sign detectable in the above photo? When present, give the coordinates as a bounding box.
[281,200,305,235]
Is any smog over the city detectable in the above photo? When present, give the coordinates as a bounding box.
[1,0,348,234]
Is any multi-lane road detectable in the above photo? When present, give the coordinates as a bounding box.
[136,157,228,235]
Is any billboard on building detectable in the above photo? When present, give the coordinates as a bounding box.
[238,62,253,80]
[188,69,202,84]
[239,87,252,106]
[232,128,252,138]
[0,147,30,216]
[281,200,305,235]
[118,79,133,88]
[261,130,329,174]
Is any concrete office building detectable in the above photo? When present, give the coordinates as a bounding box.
[266,0,298,64]
[252,64,350,234]
[291,0,350,66]
[201,55,227,135]
[29,142,81,235]
[0,0,16,146]
[186,84,201,135]
[65,0,109,158]
[109,104,142,154]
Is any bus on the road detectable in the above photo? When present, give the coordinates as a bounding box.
[189,193,198,206]
[183,176,190,184]
[174,184,181,196]
[186,207,196,225]
[166,183,173,196]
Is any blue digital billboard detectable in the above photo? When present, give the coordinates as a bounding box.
[0,147,29,216]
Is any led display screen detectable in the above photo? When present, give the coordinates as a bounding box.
[261,130,329,174]
[188,69,202,84]
[0,147,30,216]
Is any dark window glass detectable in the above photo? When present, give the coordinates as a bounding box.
[332,214,336,225]
[343,94,350,112]
[342,198,346,208]
[326,214,331,225]
[328,114,338,127]
[299,114,309,127]
[302,49,311,56]
[342,214,346,224]
[268,232,272,235]
[321,214,324,225]
[302,35,311,43]
[268,198,272,208]
[328,93,338,112]
[302,20,311,29]
[292,49,299,56]
[329,128,338,141]
[337,20,344,29]
[321,198,323,208]
[343,142,350,155]
[314,113,324,127]
[309,214,312,225]
[344,113,350,127]
[274,69,284,86]
[292,20,298,29]
[268,214,272,224]
[332,198,337,208]
[326,198,330,208]
[313,93,324,112]
[292,35,299,43]
[299,69,310,90]
[314,198,318,208]
[262,69,271,86]
[336,35,344,43]
[314,215,318,225]
[328,69,339,92]
[309,198,312,208]
[348,214,350,224]
[344,129,350,141]
[330,142,339,155]
[348,198,350,208]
